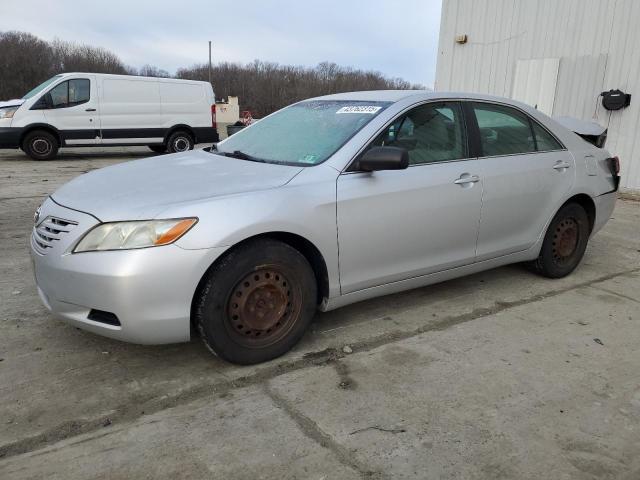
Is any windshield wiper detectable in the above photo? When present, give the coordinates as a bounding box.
[222,150,268,163]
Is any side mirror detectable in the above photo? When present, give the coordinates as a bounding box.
[359,146,409,172]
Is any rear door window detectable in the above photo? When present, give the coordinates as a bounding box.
[472,103,535,156]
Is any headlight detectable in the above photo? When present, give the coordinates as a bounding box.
[73,218,197,253]
[0,106,19,119]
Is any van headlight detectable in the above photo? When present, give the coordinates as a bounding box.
[0,106,19,119]
[73,218,197,253]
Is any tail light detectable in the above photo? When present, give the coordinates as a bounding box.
[609,156,620,175]
[607,156,620,191]
[211,104,217,130]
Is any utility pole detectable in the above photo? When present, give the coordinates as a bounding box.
[208,41,212,86]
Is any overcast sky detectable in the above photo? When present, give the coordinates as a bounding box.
[0,0,442,87]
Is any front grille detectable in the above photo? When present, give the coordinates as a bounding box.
[32,216,78,255]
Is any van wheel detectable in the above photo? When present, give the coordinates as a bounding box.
[148,145,166,153]
[195,239,317,365]
[529,202,590,278]
[23,130,59,160]
[166,131,194,153]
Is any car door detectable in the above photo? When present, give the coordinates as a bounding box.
[336,101,483,294]
[469,102,575,261]
[42,76,101,145]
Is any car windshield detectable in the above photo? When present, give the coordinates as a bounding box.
[22,75,63,100]
[217,100,391,166]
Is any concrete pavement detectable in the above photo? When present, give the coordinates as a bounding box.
[0,147,639,479]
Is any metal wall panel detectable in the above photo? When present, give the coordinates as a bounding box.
[435,0,640,193]
[512,58,559,115]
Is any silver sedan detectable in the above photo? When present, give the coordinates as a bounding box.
[31,91,619,364]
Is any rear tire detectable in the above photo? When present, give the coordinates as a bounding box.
[195,239,317,365]
[529,202,590,278]
[23,130,59,160]
[148,145,166,153]
[166,131,194,154]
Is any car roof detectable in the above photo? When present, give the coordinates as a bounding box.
[56,72,209,85]
[311,90,532,110]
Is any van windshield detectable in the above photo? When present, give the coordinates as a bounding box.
[217,100,391,166]
[22,75,63,100]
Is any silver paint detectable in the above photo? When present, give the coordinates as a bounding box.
[31,91,618,344]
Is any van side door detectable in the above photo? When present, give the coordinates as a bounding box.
[99,77,163,145]
[39,76,100,145]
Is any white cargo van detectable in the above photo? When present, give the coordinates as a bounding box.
[0,73,219,160]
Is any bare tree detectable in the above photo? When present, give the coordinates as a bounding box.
[0,31,128,98]
[177,60,426,117]
[0,31,55,99]
[0,30,425,117]
[138,64,171,78]
[50,39,127,75]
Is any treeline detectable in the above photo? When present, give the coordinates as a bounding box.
[176,61,424,116]
[0,31,424,116]
[0,31,128,99]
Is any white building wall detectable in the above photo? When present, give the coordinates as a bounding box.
[436,0,640,194]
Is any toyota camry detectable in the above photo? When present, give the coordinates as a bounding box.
[31,91,619,364]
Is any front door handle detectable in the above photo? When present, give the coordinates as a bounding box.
[553,161,571,171]
[85,108,97,112]
[454,174,480,185]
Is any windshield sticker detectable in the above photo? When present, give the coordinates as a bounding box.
[299,154,318,164]
[336,105,382,114]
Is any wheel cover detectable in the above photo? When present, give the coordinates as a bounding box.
[552,217,579,265]
[32,138,52,156]
[226,267,301,347]
[173,137,189,152]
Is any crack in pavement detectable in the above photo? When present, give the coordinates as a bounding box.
[591,285,640,305]
[1,266,638,461]
[264,384,384,479]
[0,195,48,201]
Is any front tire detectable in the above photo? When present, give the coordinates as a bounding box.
[166,131,194,154]
[195,239,317,365]
[23,130,59,160]
[529,202,590,278]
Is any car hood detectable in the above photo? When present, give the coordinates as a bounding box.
[0,98,25,108]
[51,149,304,221]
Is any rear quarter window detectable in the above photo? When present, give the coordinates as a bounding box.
[532,122,563,151]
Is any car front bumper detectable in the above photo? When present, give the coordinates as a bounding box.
[31,197,228,344]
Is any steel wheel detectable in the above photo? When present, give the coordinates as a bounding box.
[552,217,579,266]
[23,130,59,160]
[173,137,190,152]
[226,267,301,348]
[195,238,317,364]
[529,202,590,279]
[32,138,53,156]
[166,131,194,153]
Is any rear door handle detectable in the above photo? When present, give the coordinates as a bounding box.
[454,174,480,185]
[85,108,96,112]
[553,161,571,171]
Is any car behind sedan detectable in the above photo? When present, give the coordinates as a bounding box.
[31,91,619,364]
